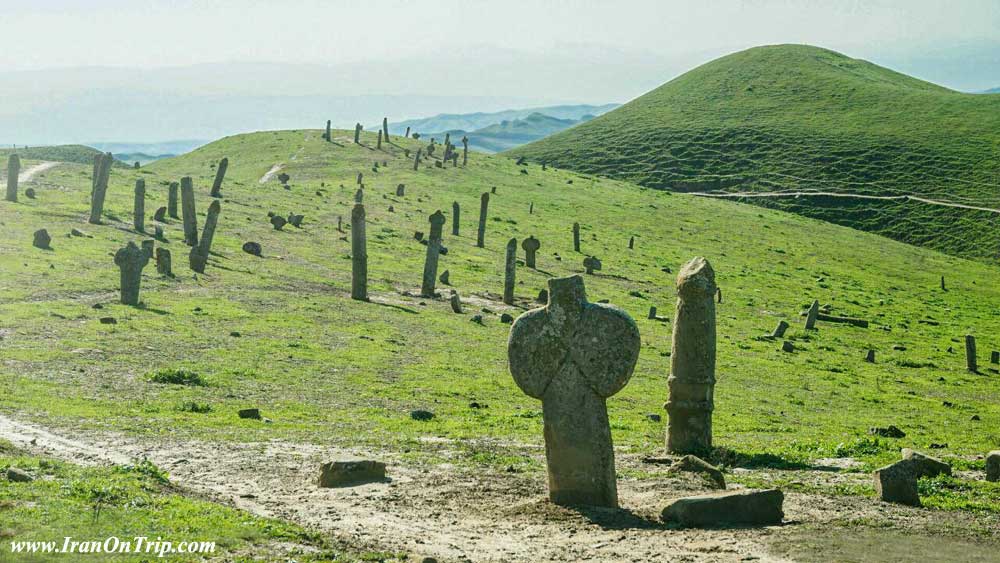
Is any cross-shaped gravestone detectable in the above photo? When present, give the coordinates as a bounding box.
[114,241,150,306]
[508,275,640,507]
[522,236,540,268]
[584,256,602,275]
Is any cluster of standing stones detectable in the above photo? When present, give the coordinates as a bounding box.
[6,120,999,522]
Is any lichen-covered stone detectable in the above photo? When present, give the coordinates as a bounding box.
[5,154,20,202]
[180,177,198,246]
[666,257,716,454]
[210,157,228,197]
[507,275,640,507]
[114,242,150,306]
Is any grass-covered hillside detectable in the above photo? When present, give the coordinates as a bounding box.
[0,144,128,167]
[1,128,999,556]
[510,44,1000,261]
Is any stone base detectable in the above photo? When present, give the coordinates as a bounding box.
[873,460,920,506]
[661,489,784,527]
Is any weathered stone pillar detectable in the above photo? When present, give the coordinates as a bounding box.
[114,242,150,306]
[462,136,469,166]
[382,117,389,141]
[452,201,460,235]
[377,129,383,149]
[573,222,581,252]
[180,177,198,246]
[351,202,368,301]
[966,335,977,372]
[477,192,489,248]
[5,154,19,202]
[89,152,113,224]
[396,184,405,196]
[450,291,463,313]
[354,188,363,203]
[133,179,145,232]
[420,210,446,298]
[666,257,717,454]
[504,238,517,305]
[168,181,179,218]
[405,126,411,138]
[156,247,172,276]
[413,148,422,171]
[210,157,228,198]
[324,120,332,141]
[354,123,362,144]
[189,200,220,273]
[522,236,540,268]
[772,320,789,338]
[629,236,634,250]
[508,275,640,508]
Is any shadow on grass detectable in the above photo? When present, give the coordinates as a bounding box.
[369,300,420,315]
[709,448,829,472]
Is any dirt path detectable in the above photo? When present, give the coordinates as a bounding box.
[259,164,284,184]
[2,413,995,562]
[11,161,60,183]
[690,190,1000,215]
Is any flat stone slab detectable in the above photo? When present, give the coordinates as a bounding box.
[661,489,784,527]
[901,448,951,478]
[6,467,33,483]
[318,460,387,488]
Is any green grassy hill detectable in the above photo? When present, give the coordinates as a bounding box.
[510,44,1000,261]
[0,144,129,167]
[1,129,999,546]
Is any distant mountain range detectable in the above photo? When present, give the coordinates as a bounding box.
[981,87,1000,94]
[391,104,619,153]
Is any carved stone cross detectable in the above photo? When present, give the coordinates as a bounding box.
[522,236,540,268]
[508,275,640,507]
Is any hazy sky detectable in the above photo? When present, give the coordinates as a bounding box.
[4,0,998,76]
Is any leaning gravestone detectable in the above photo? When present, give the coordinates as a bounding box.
[351,201,368,300]
[114,242,149,306]
[210,157,228,198]
[477,192,489,248]
[771,320,789,338]
[153,206,167,222]
[508,275,640,507]
[189,200,220,273]
[180,177,198,246]
[666,257,717,454]
[804,299,820,330]
[522,236,540,268]
[452,201,460,236]
[5,154,19,202]
[503,238,517,305]
[420,211,446,298]
[88,152,113,224]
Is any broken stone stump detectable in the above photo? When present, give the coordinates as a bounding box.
[153,206,167,222]
[668,455,726,489]
[238,408,262,420]
[772,320,789,338]
[661,489,783,527]
[865,349,876,363]
[522,236,540,268]
[992,351,1000,364]
[242,241,262,256]
[156,247,172,276]
[507,275,640,508]
[114,242,150,306]
[503,238,517,305]
[583,256,602,275]
[986,451,1000,482]
[782,341,795,353]
[439,270,449,285]
[873,460,920,506]
[667,257,716,454]
[32,229,51,249]
[396,184,405,196]
[317,460,386,488]
[450,291,463,313]
[351,202,368,300]
[648,306,657,320]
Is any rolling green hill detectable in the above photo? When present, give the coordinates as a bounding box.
[1,128,999,553]
[0,144,130,167]
[510,44,1000,261]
